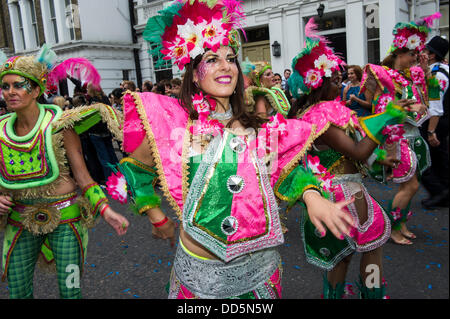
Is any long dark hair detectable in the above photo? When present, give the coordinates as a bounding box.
[180,51,267,132]
[288,77,334,118]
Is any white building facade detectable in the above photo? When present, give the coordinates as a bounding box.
[1,0,447,91]
[135,0,445,82]
[3,0,139,94]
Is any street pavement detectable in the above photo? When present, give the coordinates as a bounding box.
[0,177,448,299]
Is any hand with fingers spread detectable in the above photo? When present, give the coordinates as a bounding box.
[303,191,356,240]
[0,195,13,216]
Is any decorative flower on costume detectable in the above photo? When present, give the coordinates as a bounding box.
[375,94,394,114]
[306,155,335,192]
[189,93,224,138]
[144,0,245,70]
[106,171,128,204]
[382,124,405,144]
[391,207,402,221]
[288,18,345,97]
[389,12,441,53]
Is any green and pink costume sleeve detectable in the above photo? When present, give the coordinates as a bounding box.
[122,91,321,262]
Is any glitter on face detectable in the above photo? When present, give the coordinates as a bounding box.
[196,47,236,82]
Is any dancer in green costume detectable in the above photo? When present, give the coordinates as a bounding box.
[242,59,291,118]
[0,47,129,299]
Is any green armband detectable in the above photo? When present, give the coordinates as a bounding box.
[118,157,161,216]
[359,102,406,144]
[276,165,328,208]
[82,183,109,218]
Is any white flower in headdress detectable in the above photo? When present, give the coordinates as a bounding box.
[177,19,205,59]
[406,34,422,50]
[314,54,337,77]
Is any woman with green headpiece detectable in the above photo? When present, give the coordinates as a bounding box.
[0,46,129,299]
[242,59,291,119]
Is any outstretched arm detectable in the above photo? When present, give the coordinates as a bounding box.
[320,125,378,162]
[63,128,129,235]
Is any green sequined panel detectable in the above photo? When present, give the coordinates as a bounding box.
[310,148,342,170]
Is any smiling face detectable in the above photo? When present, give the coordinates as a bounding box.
[193,46,239,102]
[1,74,40,112]
[260,68,275,88]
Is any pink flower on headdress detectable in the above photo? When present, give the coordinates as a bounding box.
[201,17,231,52]
[161,37,194,70]
[314,54,337,77]
[106,171,128,204]
[177,19,205,59]
[407,34,422,50]
[382,124,405,144]
[394,35,408,49]
[304,69,324,89]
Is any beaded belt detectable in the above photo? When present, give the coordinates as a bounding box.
[173,242,280,299]
[8,192,81,235]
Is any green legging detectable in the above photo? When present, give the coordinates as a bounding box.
[6,223,82,299]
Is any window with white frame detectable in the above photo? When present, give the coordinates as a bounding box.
[64,0,76,40]
[49,0,59,43]
[15,2,26,50]
[29,0,40,47]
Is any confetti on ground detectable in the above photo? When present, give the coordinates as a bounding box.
[123,288,130,293]
[385,256,392,260]
[133,294,140,298]
[416,249,424,253]
[428,284,432,289]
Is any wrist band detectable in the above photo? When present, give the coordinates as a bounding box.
[302,189,321,201]
[82,182,109,217]
[152,216,168,228]
[100,204,109,217]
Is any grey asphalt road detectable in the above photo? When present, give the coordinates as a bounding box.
[0,178,448,299]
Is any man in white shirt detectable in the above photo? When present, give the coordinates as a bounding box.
[421,36,449,209]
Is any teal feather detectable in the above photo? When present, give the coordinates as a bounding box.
[35,44,57,69]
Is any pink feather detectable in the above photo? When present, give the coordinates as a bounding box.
[304,17,328,43]
[47,58,101,88]
[423,12,441,28]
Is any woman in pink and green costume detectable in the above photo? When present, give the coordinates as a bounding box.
[0,46,129,299]
[286,18,407,299]
[242,59,291,118]
[109,0,356,299]
[360,13,441,245]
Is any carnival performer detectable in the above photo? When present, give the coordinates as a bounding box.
[0,46,129,299]
[286,18,407,299]
[360,13,441,245]
[107,0,358,299]
[242,59,291,118]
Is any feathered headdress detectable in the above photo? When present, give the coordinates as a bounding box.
[0,44,101,96]
[288,18,345,98]
[241,58,272,87]
[143,0,246,70]
[388,12,441,54]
